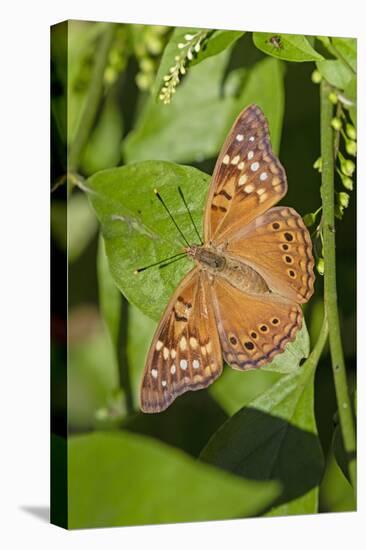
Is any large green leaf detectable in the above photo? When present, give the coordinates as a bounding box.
[331,37,357,72]
[190,30,245,65]
[263,321,310,374]
[68,431,280,528]
[151,27,244,101]
[332,389,356,485]
[124,49,235,164]
[316,59,352,90]
[124,54,284,164]
[343,76,357,128]
[86,161,208,320]
[201,363,324,516]
[210,321,310,415]
[253,33,324,62]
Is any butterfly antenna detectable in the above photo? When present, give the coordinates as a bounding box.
[154,189,190,247]
[134,252,186,274]
[158,254,187,270]
[178,186,203,245]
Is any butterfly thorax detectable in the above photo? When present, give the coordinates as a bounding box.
[187,244,270,295]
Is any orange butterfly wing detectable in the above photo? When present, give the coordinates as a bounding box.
[227,206,315,304]
[204,104,287,243]
[210,276,303,370]
[140,268,222,413]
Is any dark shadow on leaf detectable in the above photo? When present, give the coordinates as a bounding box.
[200,407,324,508]
[122,390,228,458]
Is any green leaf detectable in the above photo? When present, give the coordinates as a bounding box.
[333,425,350,484]
[210,322,310,415]
[190,30,245,65]
[201,363,324,516]
[316,59,352,90]
[331,37,357,72]
[68,431,280,528]
[127,304,157,403]
[86,161,208,320]
[263,321,310,374]
[97,234,121,350]
[332,390,356,485]
[253,33,324,62]
[124,49,235,164]
[232,57,285,154]
[210,367,282,417]
[343,76,357,128]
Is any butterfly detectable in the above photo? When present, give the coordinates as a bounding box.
[140,104,314,413]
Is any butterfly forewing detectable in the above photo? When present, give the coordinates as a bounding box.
[140,268,222,413]
[227,206,315,303]
[211,276,303,370]
[204,104,287,243]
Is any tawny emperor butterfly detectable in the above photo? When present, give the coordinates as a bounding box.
[140,104,314,413]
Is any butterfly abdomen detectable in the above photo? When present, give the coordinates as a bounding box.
[220,256,270,295]
[191,245,270,295]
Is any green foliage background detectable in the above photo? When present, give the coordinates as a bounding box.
[51,22,356,528]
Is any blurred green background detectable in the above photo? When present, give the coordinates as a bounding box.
[51,21,356,528]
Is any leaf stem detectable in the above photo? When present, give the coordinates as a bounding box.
[68,23,116,171]
[320,80,356,491]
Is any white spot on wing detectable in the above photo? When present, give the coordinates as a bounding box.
[179,337,187,351]
[236,134,244,141]
[163,347,170,360]
[161,380,167,387]
[151,369,158,379]
[222,154,230,165]
[231,155,240,165]
[247,151,254,160]
[189,337,198,349]
[249,136,255,142]
[180,359,188,370]
[238,175,247,186]
[170,364,176,374]
[156,340,163,351]
[260,172,268,181]
[251,162,260,172]
[193,359,200,369]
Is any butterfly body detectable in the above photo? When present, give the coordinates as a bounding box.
[140,104,315,413]
[188,244,270,295]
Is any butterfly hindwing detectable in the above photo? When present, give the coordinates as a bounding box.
[227,206,315,303]
[204,104,287,243]
[210,276,303,370]
[140,268,222,413]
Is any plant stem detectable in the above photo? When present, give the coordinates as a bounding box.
[68,23,116,171]
[320,80,356,491]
